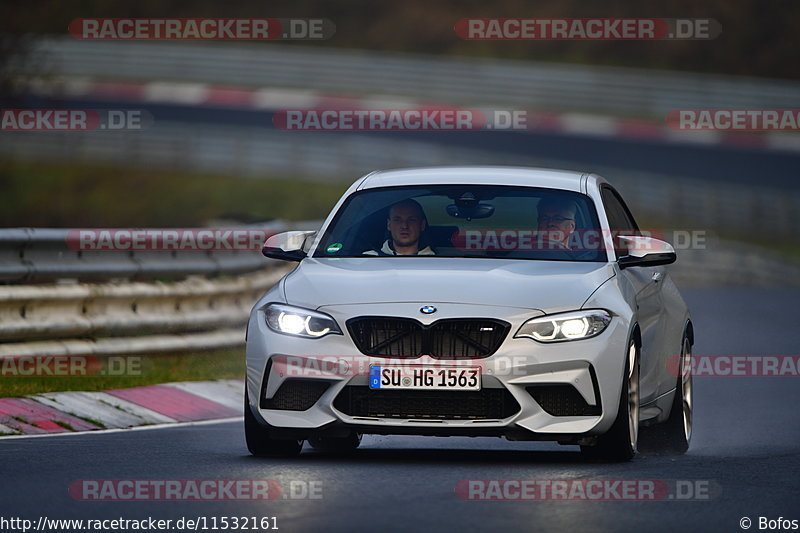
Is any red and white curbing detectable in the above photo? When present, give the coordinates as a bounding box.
[27,77,800,153]
[0,379,242,436]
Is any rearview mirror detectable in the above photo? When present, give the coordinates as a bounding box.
[446,191,495,220]
[262,231,316,262]
[617,235,676,269]
[446,203,495,220]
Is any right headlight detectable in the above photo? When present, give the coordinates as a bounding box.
[514,309,611,343]
[264,303,342,339]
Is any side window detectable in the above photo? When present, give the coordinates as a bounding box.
[601,186,639,258]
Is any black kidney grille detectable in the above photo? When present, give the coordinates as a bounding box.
[346,317,423,358]
[333,386,520,420]
[347,317,509,358]
[429,319,509,359]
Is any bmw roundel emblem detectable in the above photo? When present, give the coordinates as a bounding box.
[420,305,437,315]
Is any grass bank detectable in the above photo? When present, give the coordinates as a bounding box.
[0,160,347,227]
[0,347,245,398]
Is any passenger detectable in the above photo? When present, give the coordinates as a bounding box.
[364,199,435,256]
[536,197,578,249]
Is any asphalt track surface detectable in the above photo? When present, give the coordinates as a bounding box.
[2,287,799,533]
[15,95,800,189]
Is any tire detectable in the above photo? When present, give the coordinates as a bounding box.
[244,390,303,457]
[643,336,692,455]
[308,432,362,454]
[581,338,639,462]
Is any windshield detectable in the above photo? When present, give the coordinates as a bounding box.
[313,185,607,262]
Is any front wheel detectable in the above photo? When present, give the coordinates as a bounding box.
[244,391,303,457]
[581,339,639,461]
[642,336,692,455]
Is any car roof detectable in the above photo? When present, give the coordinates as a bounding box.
[357,166,587,192]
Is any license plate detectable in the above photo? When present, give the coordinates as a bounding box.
[369,365,481,391]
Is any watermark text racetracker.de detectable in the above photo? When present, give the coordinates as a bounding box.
[68,479,322,501]
[68,18,335,40]
[67,228,277,251]
[455,18,721,40]
[0,355,141,377]
[668,355,800,377]
[456,479,719,501]
[667,109,800,131]
[1,109,152,131]
[450,229,707,252]
[269,353,800,382]
[274,108,536,131]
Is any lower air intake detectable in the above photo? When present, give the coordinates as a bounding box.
[526,385,601,416]
[333,386,520,420]
[263,380,330,411]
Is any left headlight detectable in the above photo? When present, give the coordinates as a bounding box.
[264,303,342,339]
[514,309,611,343]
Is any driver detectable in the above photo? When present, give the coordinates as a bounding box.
[364,199,435,256]
[536,197,578,249]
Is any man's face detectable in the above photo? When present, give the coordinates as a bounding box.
[537,205,576,245]
[387,204,426,248]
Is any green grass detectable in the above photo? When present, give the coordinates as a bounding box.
[752,241,800,262]
[0,347,245,398]
[0,160,348,227]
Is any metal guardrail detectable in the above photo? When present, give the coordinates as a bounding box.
[0,268,286,343]
[19,38,800,117]
[0,222,286,283]
[0,221,320,357]
[0,268,291,358]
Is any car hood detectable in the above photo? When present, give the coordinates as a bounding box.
[282,257,615,313]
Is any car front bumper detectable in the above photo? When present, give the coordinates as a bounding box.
[246,302,631,442]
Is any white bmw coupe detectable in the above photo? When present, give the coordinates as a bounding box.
[245,167,693,461]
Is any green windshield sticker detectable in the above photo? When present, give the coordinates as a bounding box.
[326,243,343,253]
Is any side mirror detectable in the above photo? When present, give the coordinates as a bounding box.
[617,235,676,269]
[262,231,316,262]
